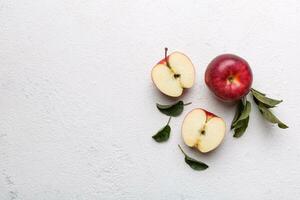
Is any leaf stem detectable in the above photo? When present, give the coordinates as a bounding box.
[164,47,171,69]
[184,102,192,106]
[178,144,187,156]
[166,116,171,125]
[241,96,247,106]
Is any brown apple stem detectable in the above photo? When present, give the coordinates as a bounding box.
[164,47,168,58]
[164,47,171,69]
[165,47,181,78]
[178,144,187,156]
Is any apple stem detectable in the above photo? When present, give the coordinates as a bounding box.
[164,47,171,69]
[184,102,192,106]
[228,76,234,83]
[167,116,171,125]
[178,144,187,156]
[164,48,181,78]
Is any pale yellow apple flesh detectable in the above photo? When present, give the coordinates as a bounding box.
[151,52,195,97]
[182,109,226,153]
[151,64,183,97]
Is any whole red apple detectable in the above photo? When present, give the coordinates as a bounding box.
[205,54,253,101]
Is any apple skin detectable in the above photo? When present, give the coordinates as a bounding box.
[203,109,215,119]
[157,56,169,65]
[205,54,253,102]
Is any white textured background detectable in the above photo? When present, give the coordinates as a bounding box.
[0,0,300,199]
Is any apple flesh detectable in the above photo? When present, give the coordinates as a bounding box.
[151,49,195,97]
[205,54,253,101]
[182,108,226,153]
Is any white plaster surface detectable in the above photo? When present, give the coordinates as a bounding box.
[0,0,300,199]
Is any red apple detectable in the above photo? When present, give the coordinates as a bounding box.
[151,49,195,97]
[205,54,253,101]
[181,108,226,153]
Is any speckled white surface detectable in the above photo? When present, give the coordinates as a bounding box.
[0,0,300,199]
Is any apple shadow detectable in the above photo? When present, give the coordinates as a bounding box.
[187,142,226,159]
[150,84,194,102]
[206,91,238,107]
[252,105,285,139]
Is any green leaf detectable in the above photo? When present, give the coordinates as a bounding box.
[231,100,251,138]
[152,117,171,142]
[253,95,260,105]
[233,100,251,127]
[278,123,289,129]
[233,117,249,138]
[252,91,274,108]
[156,101,191,117]
[258,103,288,129]
[251,88,288,130]
[234,116,248,129]
[251,89,282,108]
[231,101,244,130]
[178,145,208,171]
[152,125,171,142]
[185,156,209,171]
[253,95,275,108]
[251,88,266,96]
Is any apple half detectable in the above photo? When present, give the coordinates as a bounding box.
[182,109,226,153]
[151,49,195,97]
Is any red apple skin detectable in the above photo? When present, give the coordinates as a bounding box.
[203,109,216,119]
[205,54,253,102]
[157,56,169,65]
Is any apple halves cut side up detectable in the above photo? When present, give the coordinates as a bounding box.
[182,109,226,153]
[151,49,195,97]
